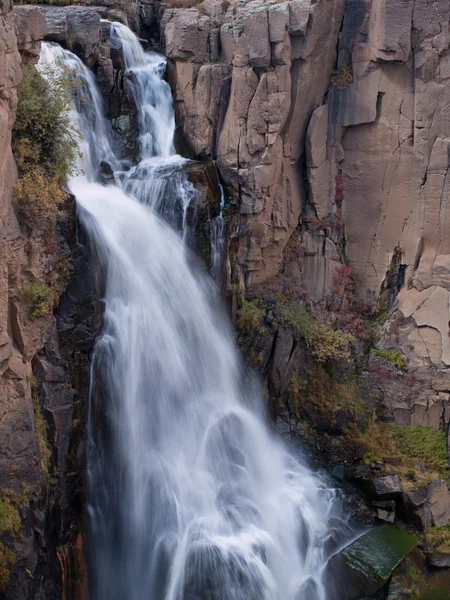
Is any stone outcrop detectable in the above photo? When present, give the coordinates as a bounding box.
[304,0,450,375]
[42,6,102,60]
[161,0,347,288]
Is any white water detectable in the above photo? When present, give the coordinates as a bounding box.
[39,28,351,600]
[210,170,226,285]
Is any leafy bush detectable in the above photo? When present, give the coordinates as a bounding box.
[373,348,407,370]
[0,497,20,593]
[236,299,265,333]
[280,302,353,363]
[12,68,77,228]
[21,281,52,319]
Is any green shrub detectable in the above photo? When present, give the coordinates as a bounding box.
[287,368,363,420]
[236,299,265,333]
[20,281,52,319]
[373,348,407,370]
[12,68,77,228]
[0,497,21,593]
[280,302,353,363]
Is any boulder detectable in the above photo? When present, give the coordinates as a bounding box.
[41,6,67,43]
[42,7,101,59]
[428,552,450,569]
[403,480,450,530]
[326,525,417,600]
[372,475,403,499]
[66,8,101,59]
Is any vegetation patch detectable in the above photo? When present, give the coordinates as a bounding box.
[424,524,450,554]
[20,281,52,320]
[280,301,353,363]
[12,68,77,229]
[0,497,21,593]
[32,386,53,480]
[287,368,364,422]
[236,299,265,333]
[414,574,450,600]
[356,421,449,491]
[331,63,353,87]
[373,348,407,370]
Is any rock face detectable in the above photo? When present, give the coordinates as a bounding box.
[0,5,97,599]
[42,6,102,60]
[162,0,347,288]
[403,480,450,530]
[162,0,450,457]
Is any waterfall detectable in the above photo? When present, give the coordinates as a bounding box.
[39,27,352,600]
[210,169,226,285]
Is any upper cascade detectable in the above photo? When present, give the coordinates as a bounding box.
[110,22,176,160]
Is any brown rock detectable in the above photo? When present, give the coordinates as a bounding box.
[13,6,46,68]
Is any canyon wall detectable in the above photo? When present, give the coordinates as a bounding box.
[1,0,450,596]
[0,5,99,598]
[159,0,450,436]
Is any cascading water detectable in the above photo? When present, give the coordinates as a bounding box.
[39,26,352,600]
[210,170,226,285]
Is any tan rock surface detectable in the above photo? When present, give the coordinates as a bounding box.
[163,0,346,288]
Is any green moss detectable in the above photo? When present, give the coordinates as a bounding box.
[424,524,450,553]
[0,496,21,593]
[392,425,449,478]
[236,299,265,333]
[342,525,417,585]
[32,387,53,480]
[280,302,353,363]
[373,348,407,370]
[354,421,449,491]
[287,367,364,422]
[21,281,52,319]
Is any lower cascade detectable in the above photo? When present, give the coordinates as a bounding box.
[39,26,352,600]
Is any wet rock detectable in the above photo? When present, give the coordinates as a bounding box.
[326,525,417,600]
[98,160,115,184]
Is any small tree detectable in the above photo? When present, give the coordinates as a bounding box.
[12,68,78,229]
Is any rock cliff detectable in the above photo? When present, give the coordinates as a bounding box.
[2,0,450,596]
[159,0,450,446]
[0,4,96,598]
